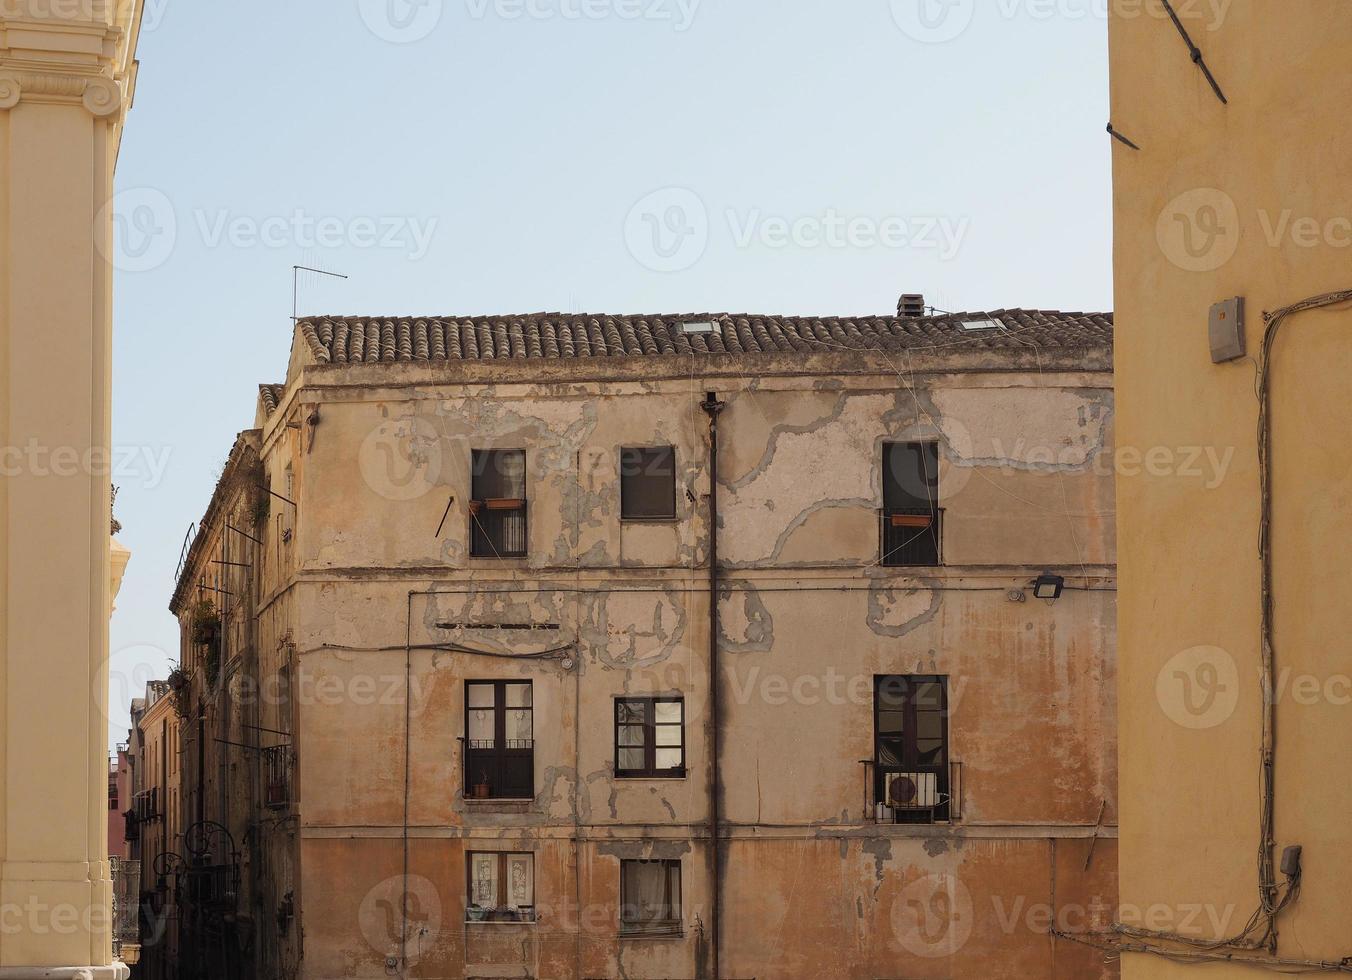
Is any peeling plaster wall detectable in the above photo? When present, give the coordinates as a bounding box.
[241,361,1117,979]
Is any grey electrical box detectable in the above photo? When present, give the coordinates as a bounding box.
[1209,296,1246,363]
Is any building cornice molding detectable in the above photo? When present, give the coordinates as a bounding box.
[0,68,122,115]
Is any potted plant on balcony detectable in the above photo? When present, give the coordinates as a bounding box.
[466,903,489,922]
[472,773,491,800]
[190,598,221,646]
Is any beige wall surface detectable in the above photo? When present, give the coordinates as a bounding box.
[209,354,1121,979]
[0,0,141,975]
[1110,2,1352,976]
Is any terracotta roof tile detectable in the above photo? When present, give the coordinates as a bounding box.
[259,384,286,416]
[296,311,1112,366]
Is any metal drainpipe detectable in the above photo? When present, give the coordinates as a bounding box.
[700,391,726,980]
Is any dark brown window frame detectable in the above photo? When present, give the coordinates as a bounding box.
[614,697,686,779]
[464,680,534,800]
[465,851,536,923]
[881,441,942,567]
[619,446,678,522]
[873,674,951,824]
[619,859,682,937]
[470,449,528,559]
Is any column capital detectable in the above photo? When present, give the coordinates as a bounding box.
[0,0,143,118]
[0,70,122,115]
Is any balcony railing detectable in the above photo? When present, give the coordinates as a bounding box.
[880,508,943,567]
[262,744,292,810]
[469,501,527,559]
[465,739,534,799]
[864,761,962,824]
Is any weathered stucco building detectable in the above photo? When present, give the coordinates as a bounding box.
[166,307,1118,979]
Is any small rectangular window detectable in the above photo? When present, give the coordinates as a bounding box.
[620,860,682,936]
[620,447,677,521]
[467,852,535,922]
[614,698,685,778]
[465,681,534,799]
[470,450,527,558]
[881,441,941,567]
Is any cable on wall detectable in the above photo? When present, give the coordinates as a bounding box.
[1053,288,1352,972]
[1159,0,1228,104]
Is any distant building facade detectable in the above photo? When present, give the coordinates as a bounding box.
[165,308,1118,979]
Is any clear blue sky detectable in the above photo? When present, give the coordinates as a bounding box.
[105,0,1112,745]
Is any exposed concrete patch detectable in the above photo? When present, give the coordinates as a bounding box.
[867,582,942,638]
[717,582,774,654]
[930,387,1112,472]
[861,838,893,881]
[923,837,950,857]
[586,768,618,820]
[596,840,693,861]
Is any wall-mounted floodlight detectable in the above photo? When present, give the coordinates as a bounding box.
[1033,574,1065,601]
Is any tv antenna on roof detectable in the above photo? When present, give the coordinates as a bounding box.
[292,265,349,322]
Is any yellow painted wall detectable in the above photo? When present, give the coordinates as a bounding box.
[1110,2,1352,975]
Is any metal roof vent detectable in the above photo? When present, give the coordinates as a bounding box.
[898,294,926,318]
[682,321,716,335]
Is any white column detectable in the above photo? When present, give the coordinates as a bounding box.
[0,2,142,976]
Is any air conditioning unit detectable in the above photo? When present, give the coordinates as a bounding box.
[881,770,939,809]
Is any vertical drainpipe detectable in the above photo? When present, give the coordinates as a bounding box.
[700,390,726,980]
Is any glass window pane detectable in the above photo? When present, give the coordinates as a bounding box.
[667,863,681,917]
[618,725,644,746]
[655,725,682,747]
[655,748,682,770]
[876,677,908,707]
[506,683,532,708]
[654,701,682,724]
[883,442,939,510]
[468,684,495,709]
[914,681,945,710]
[916,712,943,741]
[621,447,677,520]
[506,854,533,909]
[619,747,645,770]
[470,854,498,908]
[468,708,494,744]
[474,449,526,500]
[617,701,643,723]
[506,709,532,742]
[877,709,905,734]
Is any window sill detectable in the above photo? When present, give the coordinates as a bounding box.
[464,799,534,814]
[620,516,680,525]
[615,773,687,781]
[464,918,537,927]
[620,927,684,941]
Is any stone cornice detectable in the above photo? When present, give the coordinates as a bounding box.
[0,67,121,114]
[0,0,142,116]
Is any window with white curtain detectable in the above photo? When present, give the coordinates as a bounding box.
[467,852,535,922]
[620,860,681,936]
